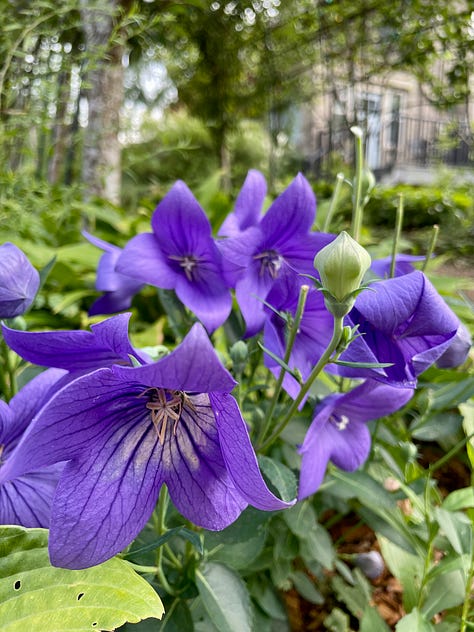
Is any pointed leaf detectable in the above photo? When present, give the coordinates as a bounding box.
[196,563,253,632]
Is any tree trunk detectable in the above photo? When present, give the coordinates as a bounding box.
[80,0,123,204]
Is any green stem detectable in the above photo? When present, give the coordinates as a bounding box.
[256,285,309,448]
[323,172,345,232]
[126,562,159,574]
[422,224,439,274]
[259,315,344,451]
[460,553,474,632]
[389,194,404,278]
[155,486,175,595]
[351,128,364,242]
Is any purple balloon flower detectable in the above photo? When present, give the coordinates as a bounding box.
[369,254,425,279]
[218,169,267,237]
[0,368,66,527]
[0,323,293,569]
[436,322,471,368]
[298,380,414,499]
[0,242,40,318]
[1,313,145,376]
[337,271,461,387]
[83,231,144,316]
[219,174,334,336]
[116,181,232,333]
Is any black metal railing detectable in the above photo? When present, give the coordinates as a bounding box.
[305,116,474,179]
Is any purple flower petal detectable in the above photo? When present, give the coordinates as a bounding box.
[211,392,295,510]
[218,170,267,237]
[150,181,213,255]
[113,323,236,393]
[370,254,426,279]
[0,242,40,318]
[298,380,413,499]
[260,174,316,244]
[0,468,62,528]
[117,233,177,288]
[437,323,472,368]
[2,313,140,371]
[163,394,247,531]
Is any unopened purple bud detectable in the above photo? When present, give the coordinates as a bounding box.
[0,243,40,318]
[354,551,384,579]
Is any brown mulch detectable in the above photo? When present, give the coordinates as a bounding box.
[282,446,471,631]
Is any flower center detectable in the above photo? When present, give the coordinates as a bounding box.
[330,413,350,431]
[139,388,189,445]
[253,249,283,279]
[168,254,199,281]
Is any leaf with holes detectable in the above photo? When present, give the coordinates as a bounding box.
[0,526,164,631]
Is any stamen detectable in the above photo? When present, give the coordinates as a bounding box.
[253,250,283,279]
[168,254,199,282]
[330,413,350,431]
[138,387,188,444]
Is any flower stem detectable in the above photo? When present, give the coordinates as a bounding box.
[323,172,345,232]
[389,193,404,278]
[422,224,439,273]
[155,486,175,595]
[256,285,309,448]
[351,128,364,242]
[259,314,344,451]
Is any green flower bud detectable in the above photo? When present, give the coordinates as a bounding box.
[314,231,371,302]
[230,340,248,373]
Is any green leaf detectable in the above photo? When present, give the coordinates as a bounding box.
[442,487,474,512]
[195,563,253,632]
[395,608,435,632]
[332,360,394,369]
[378,536,423,612]
[421,570,466,619]
[359,605,391,632]
[290,570,324,605]
[434,508,472,556]
[257,342,301,380]
[126,526,203,558]
[0,526,164,631]
[258,455,297,502]
[429,377,474,410]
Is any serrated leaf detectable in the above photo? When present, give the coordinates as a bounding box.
[195,563,253,632]
[0,526,164,631]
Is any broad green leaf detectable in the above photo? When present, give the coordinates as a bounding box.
[195,563,253,632]
[442,487,474,512]
[258,455,297,502]
[434,508,472,556]
[395,609,435,632]
[359,605,391,632]
[0,526,164,631]
[378,537,424,612]
[282,500,317,537]
[429,377,474,410]
[422,570,466,620]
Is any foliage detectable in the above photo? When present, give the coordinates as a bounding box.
[1,146,474,631]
